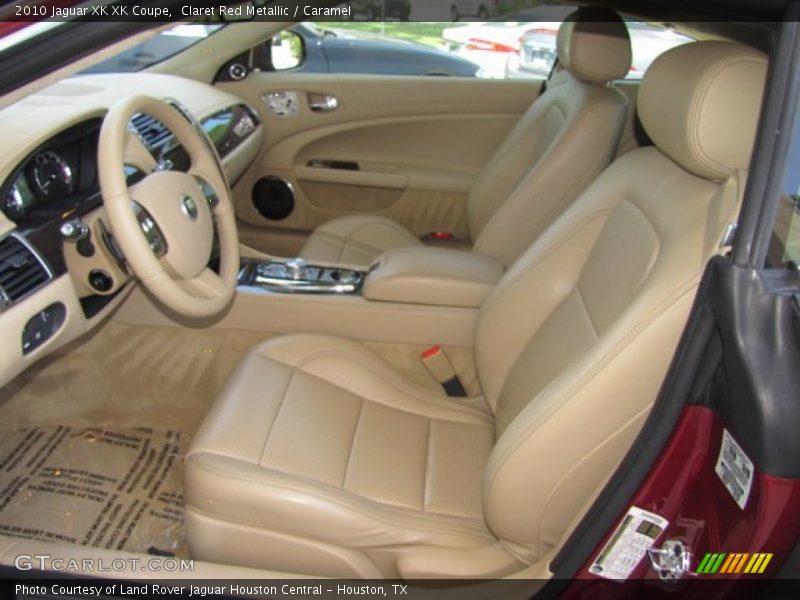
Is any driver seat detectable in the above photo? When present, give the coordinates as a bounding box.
[185,41,767,578]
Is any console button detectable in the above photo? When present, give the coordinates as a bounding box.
[22,302,66,355]
[88,269,113,293]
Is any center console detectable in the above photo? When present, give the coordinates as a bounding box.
[238,257,366,295]
[236,246,504,308]
[118,247,504,347]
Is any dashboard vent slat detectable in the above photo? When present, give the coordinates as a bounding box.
[130,113,172,150]
[0,235,51,307]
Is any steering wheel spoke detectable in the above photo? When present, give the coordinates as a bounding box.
[191,174,220,209]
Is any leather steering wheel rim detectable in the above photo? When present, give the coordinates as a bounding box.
[98,95,239,318]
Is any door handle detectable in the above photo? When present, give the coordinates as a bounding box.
[308,93,340,113]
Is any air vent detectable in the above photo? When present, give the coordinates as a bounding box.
[0,235,52,311]
[130,113,173,150]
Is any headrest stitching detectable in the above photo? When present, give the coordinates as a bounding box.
[688,56,766,180]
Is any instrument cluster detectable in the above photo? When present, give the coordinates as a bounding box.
[2,119,102,225]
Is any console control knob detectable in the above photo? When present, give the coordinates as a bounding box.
[60,219,89,242]
[338,271,357,285]
[285,258,308,280]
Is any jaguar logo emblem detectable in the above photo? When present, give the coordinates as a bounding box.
[180,194,198,221]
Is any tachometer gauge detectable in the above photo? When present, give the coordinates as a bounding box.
[30,151,74,199]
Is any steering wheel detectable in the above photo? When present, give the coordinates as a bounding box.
[98,96,239,318]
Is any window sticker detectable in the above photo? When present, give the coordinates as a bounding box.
[589,506,669,581]
[715,428,754,510]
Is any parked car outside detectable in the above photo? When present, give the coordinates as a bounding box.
[279,22,479,77]
[506,18,694,79]
[443,6,693,80]
[441,5,572,77]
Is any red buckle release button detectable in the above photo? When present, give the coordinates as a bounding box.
[421,345,441,359]
[429,232,454,241]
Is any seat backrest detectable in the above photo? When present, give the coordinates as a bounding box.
[467,8,632,267]
[474,41,767,563]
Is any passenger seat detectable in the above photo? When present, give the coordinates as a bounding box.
[300,7,633,267]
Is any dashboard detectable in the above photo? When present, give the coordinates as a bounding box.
[0,72,264,389]
[2,103,259,227]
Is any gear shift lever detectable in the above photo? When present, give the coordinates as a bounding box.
[285,257,308,280]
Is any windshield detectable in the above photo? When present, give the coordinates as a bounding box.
[80,23,224,73]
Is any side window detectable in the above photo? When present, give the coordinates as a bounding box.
[768,113,800,268]
[264,22,481,77]
[622,22,694,79]
[480,16,693,80]
[261,8,693,80]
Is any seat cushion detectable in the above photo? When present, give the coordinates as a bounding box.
[184,334,495,577]
[300,215,423,266]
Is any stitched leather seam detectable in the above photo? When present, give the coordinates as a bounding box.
[474,97,623,259]
[486,279,701,498]
[342,397,365,490]
[534,404,652,558]
[687,56,765,179]
[574,286,599,338]
[479,207,614,319]
[422,418,433,512]
[187,454,493,540]
[273,347,492,424]
[258,366,295,466]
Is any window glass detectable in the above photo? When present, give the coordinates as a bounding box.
[304,3,693,79]
[768,113,800,267]
[79,3,694,81]
[81,24,224,74]
[278,22,480,77]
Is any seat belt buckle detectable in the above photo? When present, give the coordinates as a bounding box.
[422,231,455,242]
[421,345,467,397]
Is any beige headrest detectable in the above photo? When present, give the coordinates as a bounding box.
[556,7,632,84]
[638,41,768,181]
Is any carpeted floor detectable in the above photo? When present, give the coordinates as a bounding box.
[0,322,269,556]
[0,322,269,435]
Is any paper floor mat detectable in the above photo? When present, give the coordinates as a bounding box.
[0,425,186,556]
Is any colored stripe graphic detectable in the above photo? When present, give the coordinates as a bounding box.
[733,554,749,573]
[696,553,712,573]
[755,553,772,574]
[720,554,736,573]
[698,552,773,575]
[710,553,726,573]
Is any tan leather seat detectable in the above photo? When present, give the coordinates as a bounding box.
[300,8,632,268]
[186,41,767,578]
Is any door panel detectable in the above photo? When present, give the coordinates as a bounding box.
[216,75,541,255]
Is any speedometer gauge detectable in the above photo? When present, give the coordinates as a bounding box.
[30,151,74,199]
